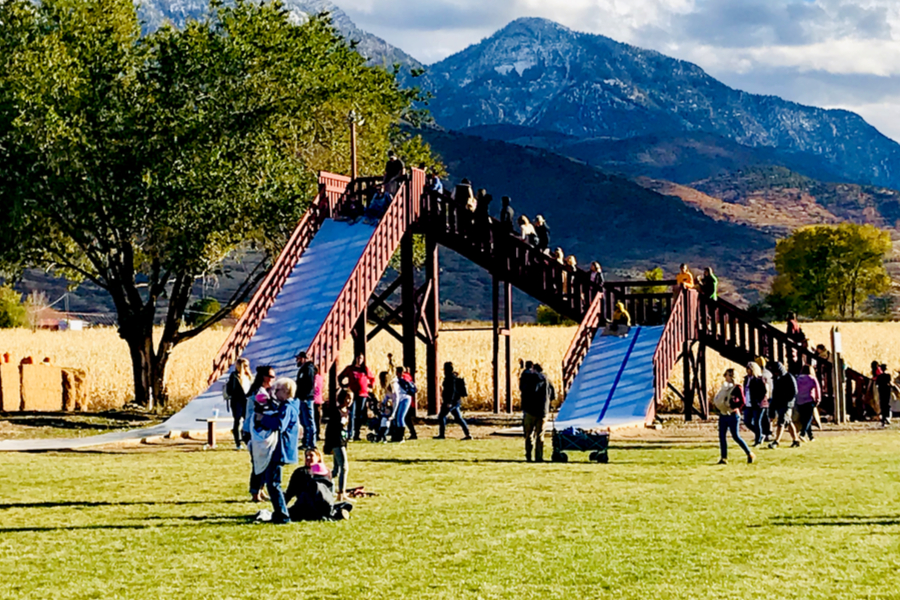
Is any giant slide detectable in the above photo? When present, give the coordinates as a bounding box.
[0,187,390,451]
[555,326,664,431]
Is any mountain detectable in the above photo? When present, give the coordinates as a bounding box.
[136,0,423,73]
[426,17,900,191]
[419,127,776,310]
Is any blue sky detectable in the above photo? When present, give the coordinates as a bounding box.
[336,0,900,142]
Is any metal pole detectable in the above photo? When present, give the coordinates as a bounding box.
[401,233,416,375]
[349,113,358,180]
[505,282,513,413]
[492,277,500,414]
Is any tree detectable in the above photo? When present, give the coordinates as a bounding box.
[772,224,891,318]
[0,0,429,408]
[0,286,28,329]
[643,267,668,294]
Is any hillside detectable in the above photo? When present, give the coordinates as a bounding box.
[426,17,900,190]
[419,128,776,313]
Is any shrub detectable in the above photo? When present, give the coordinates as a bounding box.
[536,305,575,326]
[185,298,221,326]
[0,286,28,328]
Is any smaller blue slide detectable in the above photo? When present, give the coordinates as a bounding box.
[555,325,664,430]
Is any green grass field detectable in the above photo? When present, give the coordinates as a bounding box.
[1,431,899,600]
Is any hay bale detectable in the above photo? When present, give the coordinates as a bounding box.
[0,364,20,411]
[61,368,90,412]
[21,364,63,412]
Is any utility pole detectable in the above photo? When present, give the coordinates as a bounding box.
[348,110,360,180]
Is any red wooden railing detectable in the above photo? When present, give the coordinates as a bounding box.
[207,172,352,384]
[422,190,604,322]
[305,169,426,372]
[561,292,605,395]
[697,295,871,416]
[652,288,699,410]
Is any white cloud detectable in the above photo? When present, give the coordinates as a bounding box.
[337,0,900,141]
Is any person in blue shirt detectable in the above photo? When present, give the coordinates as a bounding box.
[257,377,300,524]
[426,169,443,194]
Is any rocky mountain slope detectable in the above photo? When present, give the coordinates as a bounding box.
[136,0,423,72]
[426,17,900,191]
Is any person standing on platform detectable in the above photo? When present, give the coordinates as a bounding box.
[426,169,443,195]
[383,151,405,196]
[340,355,374,441]
[294,351,317,450]
[712,369,755,464]
[674,263,695,294]
[225,358,252,451]
[435,362,472,440]
[534,215,550,253]
[700,267,718,300]
[590,262,605,287]
[499,196,515,235]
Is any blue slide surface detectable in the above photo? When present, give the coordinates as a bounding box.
[0,219,376,450]
[555,325,664,430]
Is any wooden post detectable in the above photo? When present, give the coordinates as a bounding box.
[683,290,694,421]
[352,307,366,361]
[425,236,440,416]
[697,341,708,420]
[328,362,337,407]
[831,326,846,423]
[207,420,216,449]
[401,233,416,375]
[492,276,500,414]
[349,112,359,180]
[505,282,513,413]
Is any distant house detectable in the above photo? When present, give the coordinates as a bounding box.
[32,307,86,331]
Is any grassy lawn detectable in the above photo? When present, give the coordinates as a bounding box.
[0,430,898,600]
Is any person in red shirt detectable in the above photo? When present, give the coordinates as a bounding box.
[339,354,374,441]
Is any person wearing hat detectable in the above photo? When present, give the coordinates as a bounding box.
[294,351,318,450]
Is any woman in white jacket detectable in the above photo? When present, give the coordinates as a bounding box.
[714,369,756,465]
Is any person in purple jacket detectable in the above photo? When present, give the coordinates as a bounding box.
[795,365,821,441]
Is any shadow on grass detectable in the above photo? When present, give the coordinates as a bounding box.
[354,457,526,464]
[0,515,255,533]
[0,499,249,510]
[765,515,900,527]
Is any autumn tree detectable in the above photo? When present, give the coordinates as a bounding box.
[772,223,891,318]
[0,0,428,408]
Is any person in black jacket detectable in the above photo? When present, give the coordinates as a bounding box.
[294,351,318,450]
[523,364,554,462]
[534,215,550,253]
[225,358,252,450]
[285,449,352,521]
[499,196,515,235]
[435,362,472,440]
[767,361,800,449]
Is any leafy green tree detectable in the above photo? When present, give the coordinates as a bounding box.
[0,0,429,408]
[0,286,28,329]
[185,298,222,327]
[643,267,668,294]
[772,224,891,318]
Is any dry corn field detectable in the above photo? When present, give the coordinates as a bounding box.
[1,322,898,412]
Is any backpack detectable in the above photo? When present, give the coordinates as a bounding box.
[456,377,468,399]
[399,378,417,396]
[222,373,233,402]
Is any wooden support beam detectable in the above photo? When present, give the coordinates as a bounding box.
[426,235,440,416]
[368,312,404,344]
[505,281,513,413]
[401,233,416,375]
[352,307,366,359]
